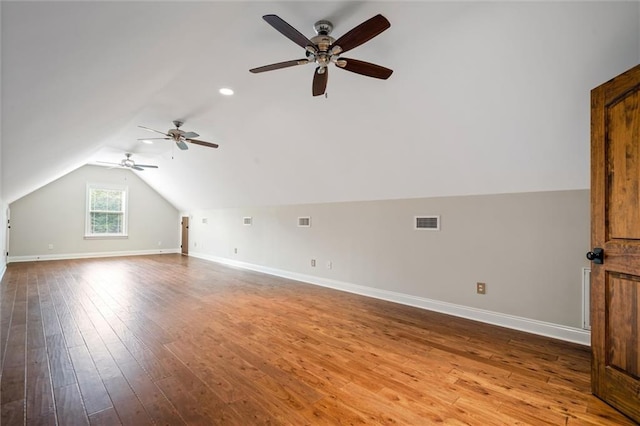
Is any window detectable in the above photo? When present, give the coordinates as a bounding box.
[85,184,128,238]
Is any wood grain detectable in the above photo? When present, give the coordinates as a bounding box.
[591,63,640,423]
[0,255,636,425]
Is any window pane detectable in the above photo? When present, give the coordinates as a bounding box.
[106,190,122,211]
[106,213,122,233]
[90,189,123,212]
[91,190,107,210]
[91,212,107,233]
[90,212,123,234]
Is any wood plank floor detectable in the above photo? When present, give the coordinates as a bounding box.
[0,254,636,425]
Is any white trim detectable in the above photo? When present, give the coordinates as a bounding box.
[86,183,129,237]
[190,252,591,346]
[83,235,129,240]
[7,248,180,263]
[0,264,6,281]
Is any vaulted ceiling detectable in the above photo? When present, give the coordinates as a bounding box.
[2,1,638,211]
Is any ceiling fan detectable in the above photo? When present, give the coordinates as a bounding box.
[97,153,158,171]
[250,14,393,96]
[138,120,219,150]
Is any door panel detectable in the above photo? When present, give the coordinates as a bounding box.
[607,90,640,239]
[590,63,640,423]
[606,273,639,378]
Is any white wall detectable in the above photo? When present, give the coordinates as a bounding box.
[8,165,180,260]
[189,189,590,342]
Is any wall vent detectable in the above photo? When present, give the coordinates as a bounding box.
[415,215,440,230]
[202,218,208,224]
[298,217,311,227]
[582,267,591,330]
[243,217,252,226]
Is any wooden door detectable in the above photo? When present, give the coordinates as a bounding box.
[181,216,189,255]
[590,63,640,423]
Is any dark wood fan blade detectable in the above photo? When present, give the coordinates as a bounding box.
[250,59,310,73]
[176,140,189,150]
[186,139,219,149]
[138,125,169,137]
[332,14,390,54]
[312,67,328,97]
[263,15,315,49]
[336,58,393,79]
[136,164,158,168]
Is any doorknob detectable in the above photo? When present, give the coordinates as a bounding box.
[586,247,604,264]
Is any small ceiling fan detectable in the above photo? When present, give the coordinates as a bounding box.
[97,153,158,171]
[250,14,393,96]
[138,120,219,150]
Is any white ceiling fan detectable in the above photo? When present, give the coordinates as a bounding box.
[97,153,158,171]
[138,120,219,150]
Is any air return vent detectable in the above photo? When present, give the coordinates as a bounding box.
[298,217,311,227]
[415,215,440,231]
[243,217,252,226]
[582,267,591,330]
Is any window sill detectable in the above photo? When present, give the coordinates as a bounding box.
[84,234,129,240]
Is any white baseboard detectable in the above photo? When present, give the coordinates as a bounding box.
[7,248,181,263]
[190,252,591,346]
[0,263,6,281]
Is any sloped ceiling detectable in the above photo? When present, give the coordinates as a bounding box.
[2,1,638,211]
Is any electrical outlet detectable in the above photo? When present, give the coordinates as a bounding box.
[48,244,53,250]
[326,261,332,269]
[311,259,316,267]
[234,248,238,254]
[477,282,486,295]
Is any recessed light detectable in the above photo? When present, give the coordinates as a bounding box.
[140,139,153,145]
[219,87,234,96]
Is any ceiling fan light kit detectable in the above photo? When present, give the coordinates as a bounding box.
[250,14,393,96]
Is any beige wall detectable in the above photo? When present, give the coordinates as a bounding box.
[8,165,180,258]
[189,190,590,330]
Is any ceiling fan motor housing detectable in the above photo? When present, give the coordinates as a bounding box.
[313,20,333,35]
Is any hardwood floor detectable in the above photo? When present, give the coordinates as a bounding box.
[0,254,636,425]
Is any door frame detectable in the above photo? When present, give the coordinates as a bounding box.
[181,216,189,255]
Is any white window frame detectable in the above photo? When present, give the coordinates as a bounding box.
[85,183,129,239]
